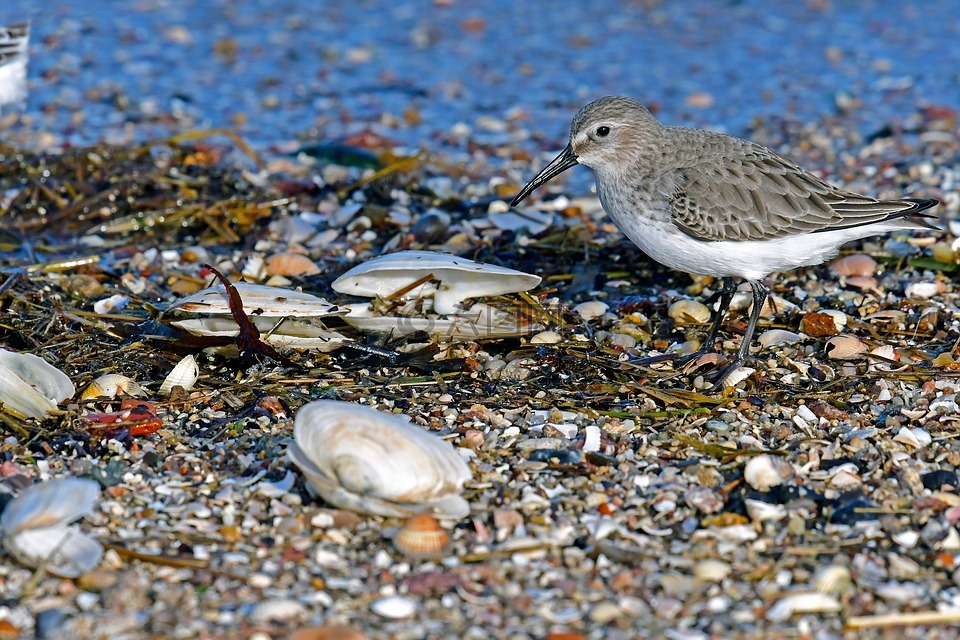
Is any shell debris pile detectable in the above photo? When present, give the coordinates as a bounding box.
[0,44,959,639]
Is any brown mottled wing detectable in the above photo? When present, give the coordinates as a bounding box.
[669,140,926,242]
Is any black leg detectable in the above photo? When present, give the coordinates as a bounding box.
[674,277,738,365]
[704,280,768,391]
[737,280,769,363]
[701,277,738,353]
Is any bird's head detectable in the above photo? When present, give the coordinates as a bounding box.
[512,96,662,206]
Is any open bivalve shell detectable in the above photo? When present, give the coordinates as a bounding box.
[162,283,349,352]
[289,400,472,519]
[331,250,541,315]
[341,302,542,340]
[0,477,103,578]
[0,349,75,419]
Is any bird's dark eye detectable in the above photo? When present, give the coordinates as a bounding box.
[596,126,610,137]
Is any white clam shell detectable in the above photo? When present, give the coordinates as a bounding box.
[163,283,349,351]
[81,374,146,400]
[171,316,348,352]
[166,283,345,318]
[159,355,199,395]
[0,349,75,419]
[757,329,802,350]
[331,251,540,315]
[289,400,472,518]
[0,478,102,578]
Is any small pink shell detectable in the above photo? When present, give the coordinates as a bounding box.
[830,254,877,278]
[824,336,868,360]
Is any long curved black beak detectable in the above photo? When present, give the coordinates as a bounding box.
[511,144,579,207]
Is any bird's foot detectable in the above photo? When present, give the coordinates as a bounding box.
[699,356,756,393]
[678,350,727,373]
[628,352,677,367]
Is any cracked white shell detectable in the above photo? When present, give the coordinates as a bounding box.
[289,400,472,518]
[163,283,349,351]
[0,349,75,419]
[341,302,541,340]
[0,477,103,578]
[331,251,541,315]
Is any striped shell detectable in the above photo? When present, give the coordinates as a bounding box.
[393,514,451,559]
[824,336,868,360]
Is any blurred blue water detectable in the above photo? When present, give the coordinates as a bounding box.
[3,0,959,150]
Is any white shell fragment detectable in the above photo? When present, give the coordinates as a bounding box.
[765,592,841,622]
[163,283,349,351]
[159,355,199,395]
[744,454,794,492]
[0,477,103,578]
[573,300,609,321]
[371,595,418,619]
[289,400,473,518]
[331,251,541,315]
[487,209,554,234]
[81,374,146,400]
[0,349,76,419]
[93,293,130,315]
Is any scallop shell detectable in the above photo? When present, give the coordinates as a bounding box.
[0,477,103,578]
[667,299,711,324]
[80,374,146,400]
[744,454,794,492]
[823,335,868,360]
[394,514,451,559]
[159,355,199,395]
[289,400,472,518]
[0,349,75,419]
[331,251,540,315]
[830,254,877,277]
[266,252,321,277]
[722,366,755,388]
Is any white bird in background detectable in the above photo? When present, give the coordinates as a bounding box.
[0,22,29,109]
